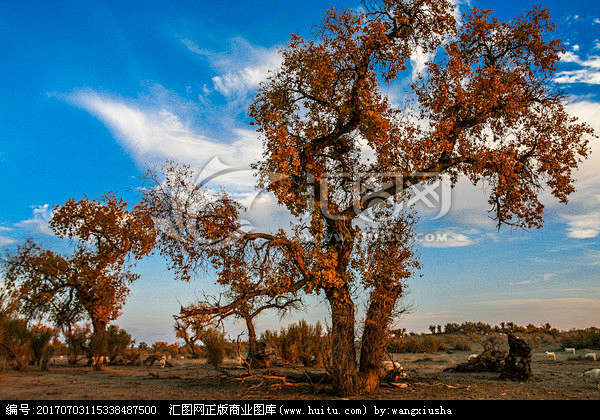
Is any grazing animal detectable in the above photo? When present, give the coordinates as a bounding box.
[545,351,557,361]
[381,360,402,371]
[564,347,576,355]
[585,353,597,361]
[582,369,600,388]
[159,357,166,368]
[468,354,479,361]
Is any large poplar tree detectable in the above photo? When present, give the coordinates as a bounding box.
[145,0,594,395]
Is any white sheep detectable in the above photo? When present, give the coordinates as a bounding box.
[582,369,600,389]
[585,353,597,361]
[545,351,557,361]
[159,357,166,368]
[381,360,402,371]
[468,354,479,361]
[564,347,576,355]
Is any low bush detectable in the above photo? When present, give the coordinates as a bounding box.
[388,335,447,353]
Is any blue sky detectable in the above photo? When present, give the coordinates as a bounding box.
[1,0,599,344]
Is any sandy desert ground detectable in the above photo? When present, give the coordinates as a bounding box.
[1,348,599,401]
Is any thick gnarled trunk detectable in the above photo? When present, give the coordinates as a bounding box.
[325,285,358,396]
[244,315,269,368]
[90,320,108,370]
[358,286,403,394]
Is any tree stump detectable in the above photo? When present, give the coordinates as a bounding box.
[444,348,506,373]
[499,333,532,382]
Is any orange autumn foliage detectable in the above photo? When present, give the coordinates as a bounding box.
[3,194,155,360]
[144,1,595,396]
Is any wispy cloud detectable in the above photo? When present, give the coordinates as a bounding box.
[563,211,600,239]
[556,51,600,84]
[181,36,281,98]
[14,204,53,236]
[66,89,262,176]
[559,101,600,238]
[0,236,17,247]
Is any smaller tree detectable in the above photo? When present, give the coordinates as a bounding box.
[178,290,302,368]
[62,323,91,365]
[106,325,135,363]
[29,323,56,370]
[151,341,169,354]
[2,193,155,369]
[0,318,33,371]
[174,315,205,359]
[0,284,20,322]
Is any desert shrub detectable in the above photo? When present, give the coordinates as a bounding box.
[29,323,56,369]
[201,327,227,366]
[262,320,324,367]
[453,338,472,351]
[0,318,33,371]
[107,325,134,362]
[388,335,447,353]
[526,333,542,349]
[560,328,600,349]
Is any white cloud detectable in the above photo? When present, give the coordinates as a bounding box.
[556,52,600,84]
[558,101,600,238]
[0,236,17,247]
[15,204,54,236]
[66,89,295,235]
[212,55,280,98]
[563,212,600,239]
[181,36,282,98]
[67,90,263,176]
[410,46,431,81]
[555,70,600,84]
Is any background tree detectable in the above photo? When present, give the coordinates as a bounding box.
[63,322,91,365]
[29,323,56,370]
[0,318,33,371]
[2,193,155,369]
[106,324,135,363]
[143,0,594,395]
[177,288,302,368]
[174,313,205,359]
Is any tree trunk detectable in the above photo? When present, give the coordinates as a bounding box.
[90,320,107,370]
[244,315,269,368]
[325,285,357,397]
[358,286,402,394]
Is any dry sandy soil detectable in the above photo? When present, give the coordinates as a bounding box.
[1,349,599,401]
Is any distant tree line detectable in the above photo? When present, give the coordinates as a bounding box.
[429,321,560,336]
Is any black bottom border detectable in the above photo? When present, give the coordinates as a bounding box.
[1,399,594,418]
